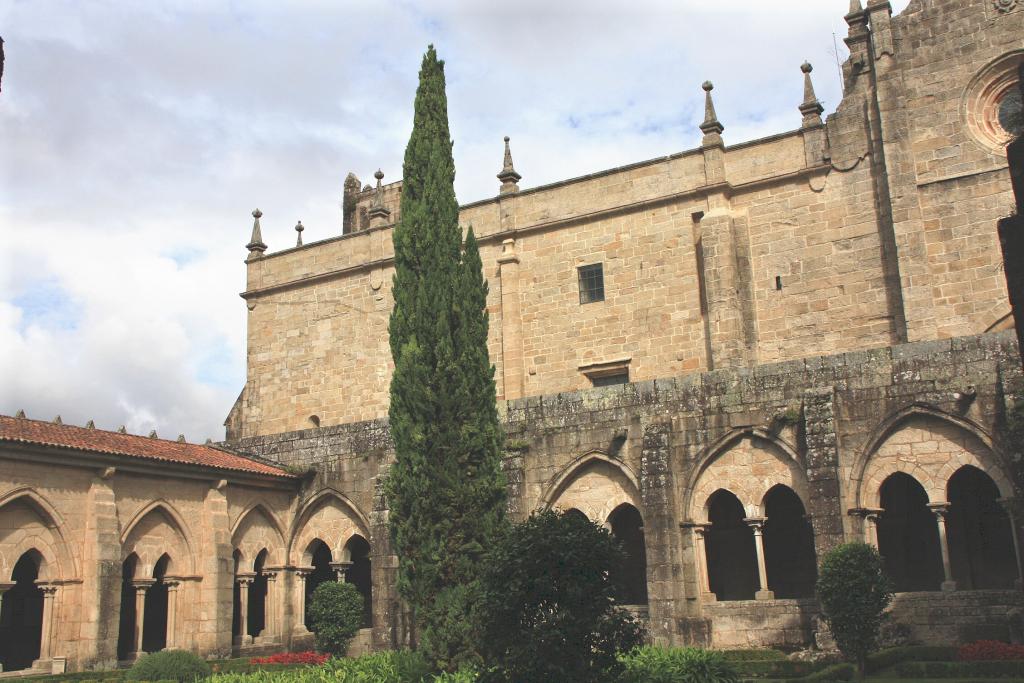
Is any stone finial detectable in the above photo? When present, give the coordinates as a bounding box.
[848,0,863,14]
[700,81,725,143]
[295,220,304,247]
[118,425,127,434]
[497,136,522,194]
[368,169,392,228]
[86,420,95,429]
[177,434,186,443]
[14,409,25,419]
[246,208,268,259]
[799,62,825,126]
[52,415,62,425]
[205,438,213,445]
[148,430,158,439]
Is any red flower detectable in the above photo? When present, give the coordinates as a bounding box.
[958,640,1024,661]
[250,651,330,665]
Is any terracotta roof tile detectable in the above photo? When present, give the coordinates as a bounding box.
[0,415,293,478]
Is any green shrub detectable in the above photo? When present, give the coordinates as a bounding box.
[125,650,212,683]
[731,659,820,678]
[816,542,893,677]
[619,646,739,683]
[473,510,646,682]
[865,645,958,673]
[431,670,478,682]
[306,580,365,656]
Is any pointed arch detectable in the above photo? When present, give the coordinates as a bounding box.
[684,428,806,520]
[539,451,642,523]
[853,404,1014,509]
[120,500,196,575]
[288,488,371,564]
[231,503,287,567]
[0,486,76,580]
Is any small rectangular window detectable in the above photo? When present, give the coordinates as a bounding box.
[591,371,629,388]
[578,263,605,304]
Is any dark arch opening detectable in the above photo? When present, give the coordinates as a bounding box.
[142,554,170,653]
[762,485,817,598]
[231,550,242,639]
[248,549,269,637]
[877,472,943,592]
[344,536,373,628]
[705,490,758,601]
[0,550,43,671]
[305,540,333,628]
[562,508,589,524]
[947,466,1017,589]
[608,504,648,605]
[117,554,138,660]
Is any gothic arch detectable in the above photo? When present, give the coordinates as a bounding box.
[288,488,371,565]
[853,405,1014,509]
[120,500,196,575]
[539,451,642,523]
[685,428,807,520]
[231,503,286,567]
[0,487,76,581]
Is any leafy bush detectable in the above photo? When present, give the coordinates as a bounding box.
[126,650,212,683]
[959,640,1024,661]
[816,542,893,676]
[473,509,646,682]
[619,646,738,683]
[306,581,365,656]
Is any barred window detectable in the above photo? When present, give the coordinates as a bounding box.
[578,263,605,304]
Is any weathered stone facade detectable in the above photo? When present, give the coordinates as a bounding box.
[3,0,1024,675]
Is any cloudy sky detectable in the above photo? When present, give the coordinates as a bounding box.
[0,0,912,443]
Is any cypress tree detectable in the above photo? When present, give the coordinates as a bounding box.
[386,45,506,671]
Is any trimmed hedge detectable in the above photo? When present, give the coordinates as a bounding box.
[732,660,822,678]
[865,645,959,673]
[891,660,1024,678]
[722,649,788,662]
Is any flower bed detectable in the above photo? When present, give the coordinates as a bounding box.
[249,652,330,666]
[959,640,1024,661]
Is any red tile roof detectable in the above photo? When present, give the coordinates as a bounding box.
[0,414,293,478]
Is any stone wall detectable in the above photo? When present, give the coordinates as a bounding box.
[233,331,1024,649]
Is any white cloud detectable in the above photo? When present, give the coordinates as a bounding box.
[0,0,910,440]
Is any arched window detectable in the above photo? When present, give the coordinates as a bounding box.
[762,485,817,598]
[562,508,589,524]
[142,554,171,653]
[607,504,648,606]
[705,490,758,601]
[344,536,373,627]
[877,473,943,592]
[0,551,44,671]
[249,550,269,637]
[947,466,1017,589]
[305,540,333,628]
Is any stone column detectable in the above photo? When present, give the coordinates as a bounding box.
[164,579,180,650]
[293,568,313,633]
[132,579,155,655]
[236,574,255,643]
[928,502,957,592]
[37,584,58,662]
[744,517,774,600]
[497,238,525,401]
[0,581,13,613]
[998,498,1024,590]
[263,571,279,638]
[330,561,353,582]
[691,524,716,602]
[864,510,882,549]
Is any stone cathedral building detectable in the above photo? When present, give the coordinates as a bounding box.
[3,0,1024,674]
